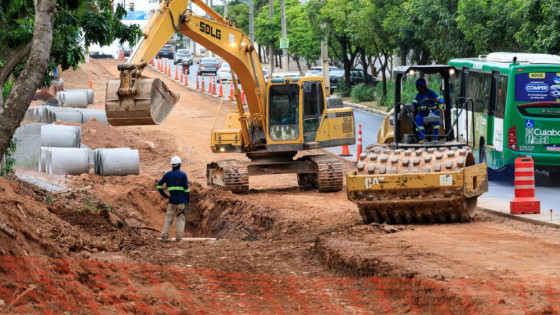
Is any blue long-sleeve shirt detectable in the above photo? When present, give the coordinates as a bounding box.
[412,88,443,113]
[156,170,189,204]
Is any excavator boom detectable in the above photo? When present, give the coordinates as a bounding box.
[105,0,265,143]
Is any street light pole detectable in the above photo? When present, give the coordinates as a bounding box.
[269,0,274,74]
[280,0,288,71]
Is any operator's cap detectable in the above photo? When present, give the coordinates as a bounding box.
[415,77,428,87]
[170,156,182,165]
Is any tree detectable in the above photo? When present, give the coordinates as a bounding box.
[0,0,141,160]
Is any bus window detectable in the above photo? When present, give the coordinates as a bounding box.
[495,75,508,118]
[467,71,492,113]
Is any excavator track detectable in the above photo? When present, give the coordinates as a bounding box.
[207,160,249,194]
[297,155,344,192]
[352,146,480,224]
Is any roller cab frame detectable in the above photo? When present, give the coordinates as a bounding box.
[346,65,488,224]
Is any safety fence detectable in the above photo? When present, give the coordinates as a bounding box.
[0,256,558,314]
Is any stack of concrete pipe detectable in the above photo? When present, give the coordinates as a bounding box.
[39,125,83,173]
[44,148,90,175]
[25,106,108,124]
[94,148,139,176]
[56,89,94,108]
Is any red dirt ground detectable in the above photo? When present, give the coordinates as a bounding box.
[0,59,559,314]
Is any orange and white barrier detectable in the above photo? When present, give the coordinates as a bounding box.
[510,157,540,214]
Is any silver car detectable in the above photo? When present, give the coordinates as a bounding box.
[197,57,220,75]
[174,49,193,65]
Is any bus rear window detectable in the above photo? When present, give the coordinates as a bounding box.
[515,72,560,102]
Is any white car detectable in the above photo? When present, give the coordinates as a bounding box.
[217,63,233,82]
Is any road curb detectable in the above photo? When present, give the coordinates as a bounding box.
[479,207,560,229]
[342,101,389,116]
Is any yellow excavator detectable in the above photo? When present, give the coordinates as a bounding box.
[105,0,355,193]
[346,65,488,224]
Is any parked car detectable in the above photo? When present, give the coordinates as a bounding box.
[217,62,233,82]
[174,49,193,65]
[271,72,300,79]
[89,51,114,59]
[157,44,175,59]
[329,68,379,91]
[198,57,220,75]
[304,66,338,77]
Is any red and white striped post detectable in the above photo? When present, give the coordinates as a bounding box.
[510,157,540,214]
[356,124,362,162]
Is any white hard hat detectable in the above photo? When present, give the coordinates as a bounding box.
[170,156,182,165]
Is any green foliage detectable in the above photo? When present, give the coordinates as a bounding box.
[46,196,55,205]
[350,83,376,103]
[1,138,18,177]
[0,0,142,89]
[337,80,352,98]
[2,79,14,100]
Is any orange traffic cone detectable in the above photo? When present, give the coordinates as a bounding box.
[229,85,234,101]
[241,90,246,105]
[356,124,363,162]
[180,73,184,83]
[119,49,124,59]
[196,74,199,90]
[184,72,189,86]
[150,59,155,66]
[218,81,223,97]
[212,76,217,95]
[175,67,179,80]
[339,145,352,157]
[89,72,93,89]
[201,76,206,93]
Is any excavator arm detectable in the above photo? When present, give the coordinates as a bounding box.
[105,0,266,151]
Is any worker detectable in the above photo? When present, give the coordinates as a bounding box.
[156,156,190,243]
[412,77,443,142]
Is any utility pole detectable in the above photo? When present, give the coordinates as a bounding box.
[280,0,288,71]
[269,0,274,74]
[320,1,329,96]
[224,0,228,17]
[249,0,254,42]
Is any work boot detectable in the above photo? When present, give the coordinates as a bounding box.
[160,236,169,243]
[175,237,182,242]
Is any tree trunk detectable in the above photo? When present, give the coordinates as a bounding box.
[358,47,369,84]
[0,0,56,159]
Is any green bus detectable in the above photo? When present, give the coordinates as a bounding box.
[448,52,560,178]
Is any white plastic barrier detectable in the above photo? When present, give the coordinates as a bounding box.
[94,148,139,176]
[39,147,49,172]
[46,148,89,175]
[40,125,81,148]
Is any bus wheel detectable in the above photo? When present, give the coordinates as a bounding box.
[479,138,486,163]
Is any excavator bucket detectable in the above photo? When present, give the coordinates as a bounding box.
[105,77,179,126]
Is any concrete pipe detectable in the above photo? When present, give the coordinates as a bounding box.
[56,91,64,105]
[40,125,81,148]
[80,109,108,124]
[46,148,89,175]
[53,110,83,123]
[72,89,94,104]
[39,147,49,172]
[61,90,88,108]
[95,148,139,176]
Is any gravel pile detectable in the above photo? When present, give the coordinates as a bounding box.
[15,173,69,193]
